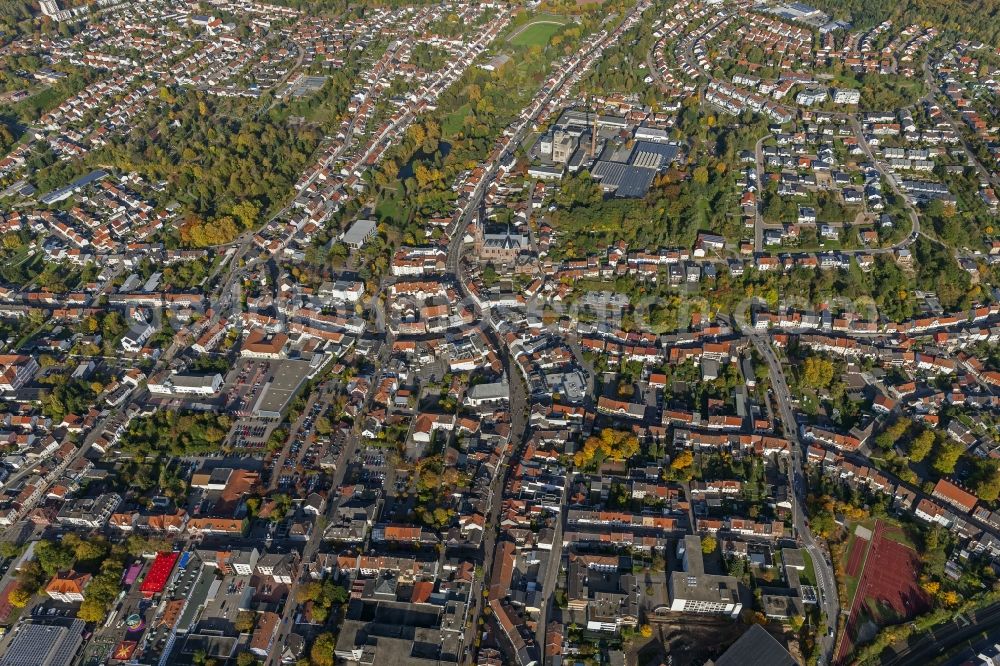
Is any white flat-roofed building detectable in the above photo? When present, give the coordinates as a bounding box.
[527,165,564,180]
[668,535,743,618]
[634,125,671,142]
[832,88,861,104]
[341,219,378,250]
[147,372,223,397]
[319,280,365,303]
[464,382,509,407]
[796,88,828,106]
[56,493,122,529]
[120,322,154,353]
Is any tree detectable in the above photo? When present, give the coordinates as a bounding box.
[0,541,20,559]
[126,534,169,557]
[230,201,260,230]
[910,429,935,463]
[75,559,125,623]
[692,166,709,186]
[327,583,349,605]
[727,556,748,578]
[77,598,109,623]
[2,233,22,250]
[876,419,911,450]
[310,604,329,624]
[921,526,948,574]
[309,633,336,666]
[8,587,31,608]
[16,561,45,595]
[978,473,1000,503]
[572,429,639,468]
[932,441,963,475]
[940,590,960,606]
[296,582,323,605]
[407,123,426,148]
[35,540,75,575]
[967,459,1000,502]
[236,654,258,666]
[314,415,332,436]
[802,357,835,390]
[120,410,234,457]
[671,450,694,470]
[234,611,256,633]
[639,624,653,638]
[701,536,718,555]
[67,534,109,564]
[481,264,499,287]
[742,609,768,625]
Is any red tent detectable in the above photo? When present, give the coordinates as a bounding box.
[139,552,179,598]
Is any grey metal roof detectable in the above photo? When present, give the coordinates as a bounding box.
[628,140,678,170]
[590,161,654,198]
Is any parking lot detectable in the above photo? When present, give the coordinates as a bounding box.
[193,573,252,635]
[224,360,272,417]
[222,359,311,450]
[271,395,336,495]
[228,418,272,450]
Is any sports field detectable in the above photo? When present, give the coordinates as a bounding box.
[835,520,931,664]
[508,19,565,47]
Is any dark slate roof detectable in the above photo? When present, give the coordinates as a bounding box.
[712,624,798,666]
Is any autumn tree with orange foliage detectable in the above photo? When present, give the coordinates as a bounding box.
[573,429,640,469]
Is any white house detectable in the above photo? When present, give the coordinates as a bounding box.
[120,322,154,353]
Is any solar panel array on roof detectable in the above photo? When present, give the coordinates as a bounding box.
[39,169,108,205]
[788,1,818,13]
[628,140,679,170]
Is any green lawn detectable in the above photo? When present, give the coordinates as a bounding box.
[13,81,78,123]
[879,522,918,550]
[839,528,871,605]
[865,596,905,625]
[375,191,411,225]
[442,102,472,136]
[508,20,565,47]
[800,550,818,587]
[792,239,845,252]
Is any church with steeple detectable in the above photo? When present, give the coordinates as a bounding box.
[472,213,529,266]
